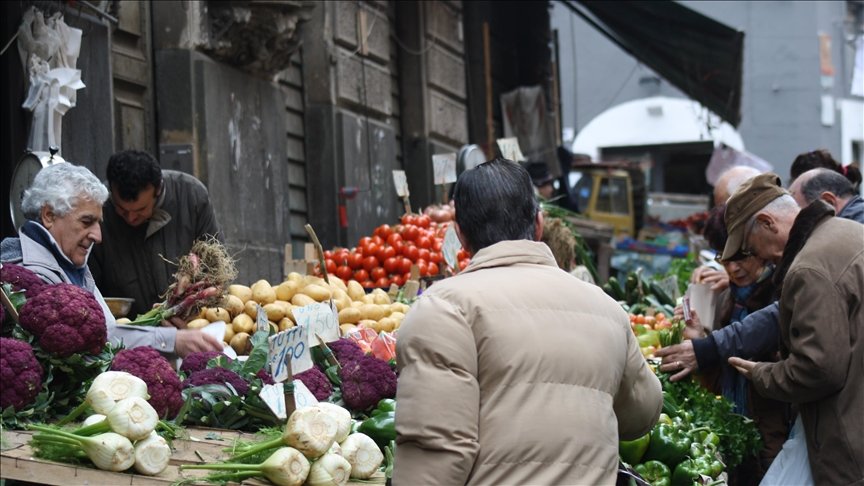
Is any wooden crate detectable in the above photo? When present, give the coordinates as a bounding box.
[283,243,317,279]
[1,427,384,485]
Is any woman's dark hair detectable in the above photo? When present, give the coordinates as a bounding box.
[106,150,163,201]
[453,158,538,252]
[790,149,861,190]
[702,204,728,252]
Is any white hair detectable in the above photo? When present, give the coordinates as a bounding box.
[21,163,109,220]
[724,166,761,198]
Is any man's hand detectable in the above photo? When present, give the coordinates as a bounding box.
[174,330,223,358]
[655,341,698,382]
[692,266,730,291]
[728,357,757,379]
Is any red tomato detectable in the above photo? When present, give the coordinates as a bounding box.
[372,235,384,247]
[323,250,333,260]
[417,261,428,276]
[336,265,353,281]
[374,224,392,239]
[401,214,417,226]
[376,245,396,262]
[416,214,431,228]
[459,259,469,270]
[392,274,405,286]
[428,262,439,275]
[371,267,387,281]
[418,248,431,262]
[399,257,413,274]
[358,236,372,248]
[432,240,443,252]
[391,241,403,256]
[387,233,402,246]
[364,242,379,257]
[374,277,390,289]
[362,256,379,272]
[429,251,442,264]
[361,280,375,290]
[383,257,399,274]
[417,236,432,249]
[405,245,420,262]
[325,259,337,275]
[354,269,369,282]
[404,225,420,242]
[457,249,469,260]
[348,252,364,270]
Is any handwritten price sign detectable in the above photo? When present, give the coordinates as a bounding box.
[267,323,313,382]
[292,302,339,345]
[443,223,461,270]
[496,137,526,162]
[432,153,457,185]
[392,170,409,197]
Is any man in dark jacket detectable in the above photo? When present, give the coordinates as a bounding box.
[789,168,864,224]
[723,174,864,485]
[89,151,224,358]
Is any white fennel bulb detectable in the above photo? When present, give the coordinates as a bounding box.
[306,453,352,486]
[87,371,149,415]
[340,433,383,479]
[314,403,352,443]
[82,414,107,427]
[83,432,136,472]
[284,406,338,460]
[261,447,311,486]
[133,432,172,476]
[107,396,158,441]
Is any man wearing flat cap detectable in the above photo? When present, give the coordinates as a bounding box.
[723,173,864,484]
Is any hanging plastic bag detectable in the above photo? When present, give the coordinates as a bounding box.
[760,415,814,486]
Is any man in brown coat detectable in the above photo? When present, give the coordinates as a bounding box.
[724,173,864,484]
[394,159,662,485]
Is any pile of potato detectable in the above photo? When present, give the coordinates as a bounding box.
[190,272,410,355]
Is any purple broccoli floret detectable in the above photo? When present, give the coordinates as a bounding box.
[328,338,366,364]
[18,283,106,357]
[112,346,184,419]
[183,367,249,396]
[339,354,397,411]
[295,367,333,401]
[0,263,46,297]
[179,351,232,376]
[0,338,43,411]
[256,368,275,385]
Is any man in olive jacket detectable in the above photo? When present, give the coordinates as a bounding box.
[394,159,662,485]
[725,173,864,485]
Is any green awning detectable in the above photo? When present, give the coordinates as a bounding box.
[563,0,744,127]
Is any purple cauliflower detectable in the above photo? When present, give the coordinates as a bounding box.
[256,368,275,385]
[112,346,184,419]
[295,367,333,401]
[0,338,43,411]
[0,263,46,297]
[183,367,249,396]
[179,351,232,376]
[328,338,366,365]
[18,283,106,357]
[339,354,397,411]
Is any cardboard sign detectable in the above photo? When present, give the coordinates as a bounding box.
[267,324,313,382]
[432,153,457,185]
[442,223,461,270]
[260,383,288,419]
[392,170,410,197]
[292,379,319,409]
[255,304,270,334]
[293,302,340,346]
[496,137,525,162]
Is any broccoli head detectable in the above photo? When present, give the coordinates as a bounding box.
[0,263,46,297]
[179,351,232,376]
[18,283,106,357]
[295,366,332,401]
[0,338,43,411]
[183,367,249,396]
[339,354,397,411]
[112,346,184,419]
[328,338,366,365]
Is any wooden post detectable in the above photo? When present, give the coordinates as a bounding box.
[483,21,494,158]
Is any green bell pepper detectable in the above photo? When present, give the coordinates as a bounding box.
[671,456,716,485]
[644,423,692,468]
[634,460,671,486]
[373,398,396,415]
[357,410,395,449]
[619,433,650,465]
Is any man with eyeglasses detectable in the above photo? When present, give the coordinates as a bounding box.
[718,173,863,484]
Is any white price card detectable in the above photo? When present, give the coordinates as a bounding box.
[496,137,526,162]
[392,170,410,197]
[255,304,269,334]
[267,323,313,382]
[443,223,462,270]
[293,302,340,346]
[260,383,287,419]
[432,153,458,185]
[292,379,319,409]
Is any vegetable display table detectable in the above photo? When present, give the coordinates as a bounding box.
[1,427,384,485]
